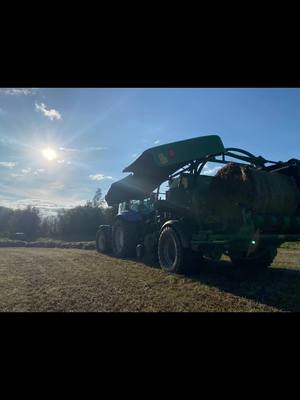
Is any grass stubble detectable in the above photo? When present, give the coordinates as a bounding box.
[0,245,299,312]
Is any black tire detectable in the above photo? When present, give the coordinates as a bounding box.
[203,246,223,262]
[96,226,111,253]
[158,226,188,274]
[229,246,277,270]
[112,219,139,257]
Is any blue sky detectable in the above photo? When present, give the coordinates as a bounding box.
[0,88,299,215]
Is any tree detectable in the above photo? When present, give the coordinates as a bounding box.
[92,188,106,208]
[8,206,40,240]
[0,206,14,236]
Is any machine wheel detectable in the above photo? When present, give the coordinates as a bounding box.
[203,246,223,262]
[96,226,111,253]
[229,246,277,270]
[158,226,188,274]
[112,219,139,257]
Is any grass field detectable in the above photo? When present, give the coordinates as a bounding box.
[0,247,300,312]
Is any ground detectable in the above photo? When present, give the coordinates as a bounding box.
[0,247,299,312]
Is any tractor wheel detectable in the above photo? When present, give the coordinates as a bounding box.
[203,246,223,262]
[229,246,277,270]
[96,226,111,254]
[112,219,139,257]
[158,226,189,274]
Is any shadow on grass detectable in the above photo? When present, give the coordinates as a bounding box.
[104,252,300,311]
[184,260,300,312]
[144,256,300,312]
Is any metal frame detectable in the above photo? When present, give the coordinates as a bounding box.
[169,147,281,180]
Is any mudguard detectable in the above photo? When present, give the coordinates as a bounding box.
[160,220,191,248]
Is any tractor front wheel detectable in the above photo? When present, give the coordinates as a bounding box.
[112,219,139,257]
[96,226,111,254]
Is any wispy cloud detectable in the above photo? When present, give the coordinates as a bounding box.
[0,162,17,168]
[11,167,45,178]
[154,139,160,144]
[0,88,36,96]
[33,169,45,175]
[35,102,62,121]
[89,174,113,181]
[59,146,107,153]
[0,197,84,218]
[21,168,31,174]
[59,147,78,152]
[85,146,108,151]
[56,159,71,165]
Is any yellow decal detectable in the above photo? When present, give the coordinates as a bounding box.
[158,153,169,165]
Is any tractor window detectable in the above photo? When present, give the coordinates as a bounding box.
[129,200,141,212]
[129,199,154,213]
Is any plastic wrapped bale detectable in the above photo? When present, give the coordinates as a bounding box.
[207,163,300,232]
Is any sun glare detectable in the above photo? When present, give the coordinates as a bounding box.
[42,147,57,161]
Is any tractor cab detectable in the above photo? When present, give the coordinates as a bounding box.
[118,197,155,216]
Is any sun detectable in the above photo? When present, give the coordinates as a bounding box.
[42,147,57,161]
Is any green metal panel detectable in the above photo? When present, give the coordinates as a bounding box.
[106,135,225,205]
[123,135,224,174]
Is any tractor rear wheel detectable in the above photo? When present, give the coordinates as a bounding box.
[158,226,189,274]
[112,219,139,257]
[229,245,277,270]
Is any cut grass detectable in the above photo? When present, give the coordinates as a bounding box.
[0,247,299,312]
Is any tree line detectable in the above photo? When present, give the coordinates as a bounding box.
[0,189,118,241]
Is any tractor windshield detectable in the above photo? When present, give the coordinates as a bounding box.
[118,198,155,214]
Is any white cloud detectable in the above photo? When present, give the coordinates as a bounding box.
[0,161,17,168]
[35,102,62,121]
[89,174,113,181]
[56,159,71,165]
[59,146,107,153]
[85,146,107,151]
[21,168,31,174]
[48,182,65,190]
[0,88,36,96]
[59,147,78,152]
[154,139,160,144]
[33,169,45,175]
[0,197,85,218]
[11,167,45,178]
[202,165,222,176]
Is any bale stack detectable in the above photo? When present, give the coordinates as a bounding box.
[207,163,300,232]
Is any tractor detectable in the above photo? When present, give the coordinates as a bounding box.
[96,135,300,273]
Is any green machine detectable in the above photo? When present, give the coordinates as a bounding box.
[98,135,300,273]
